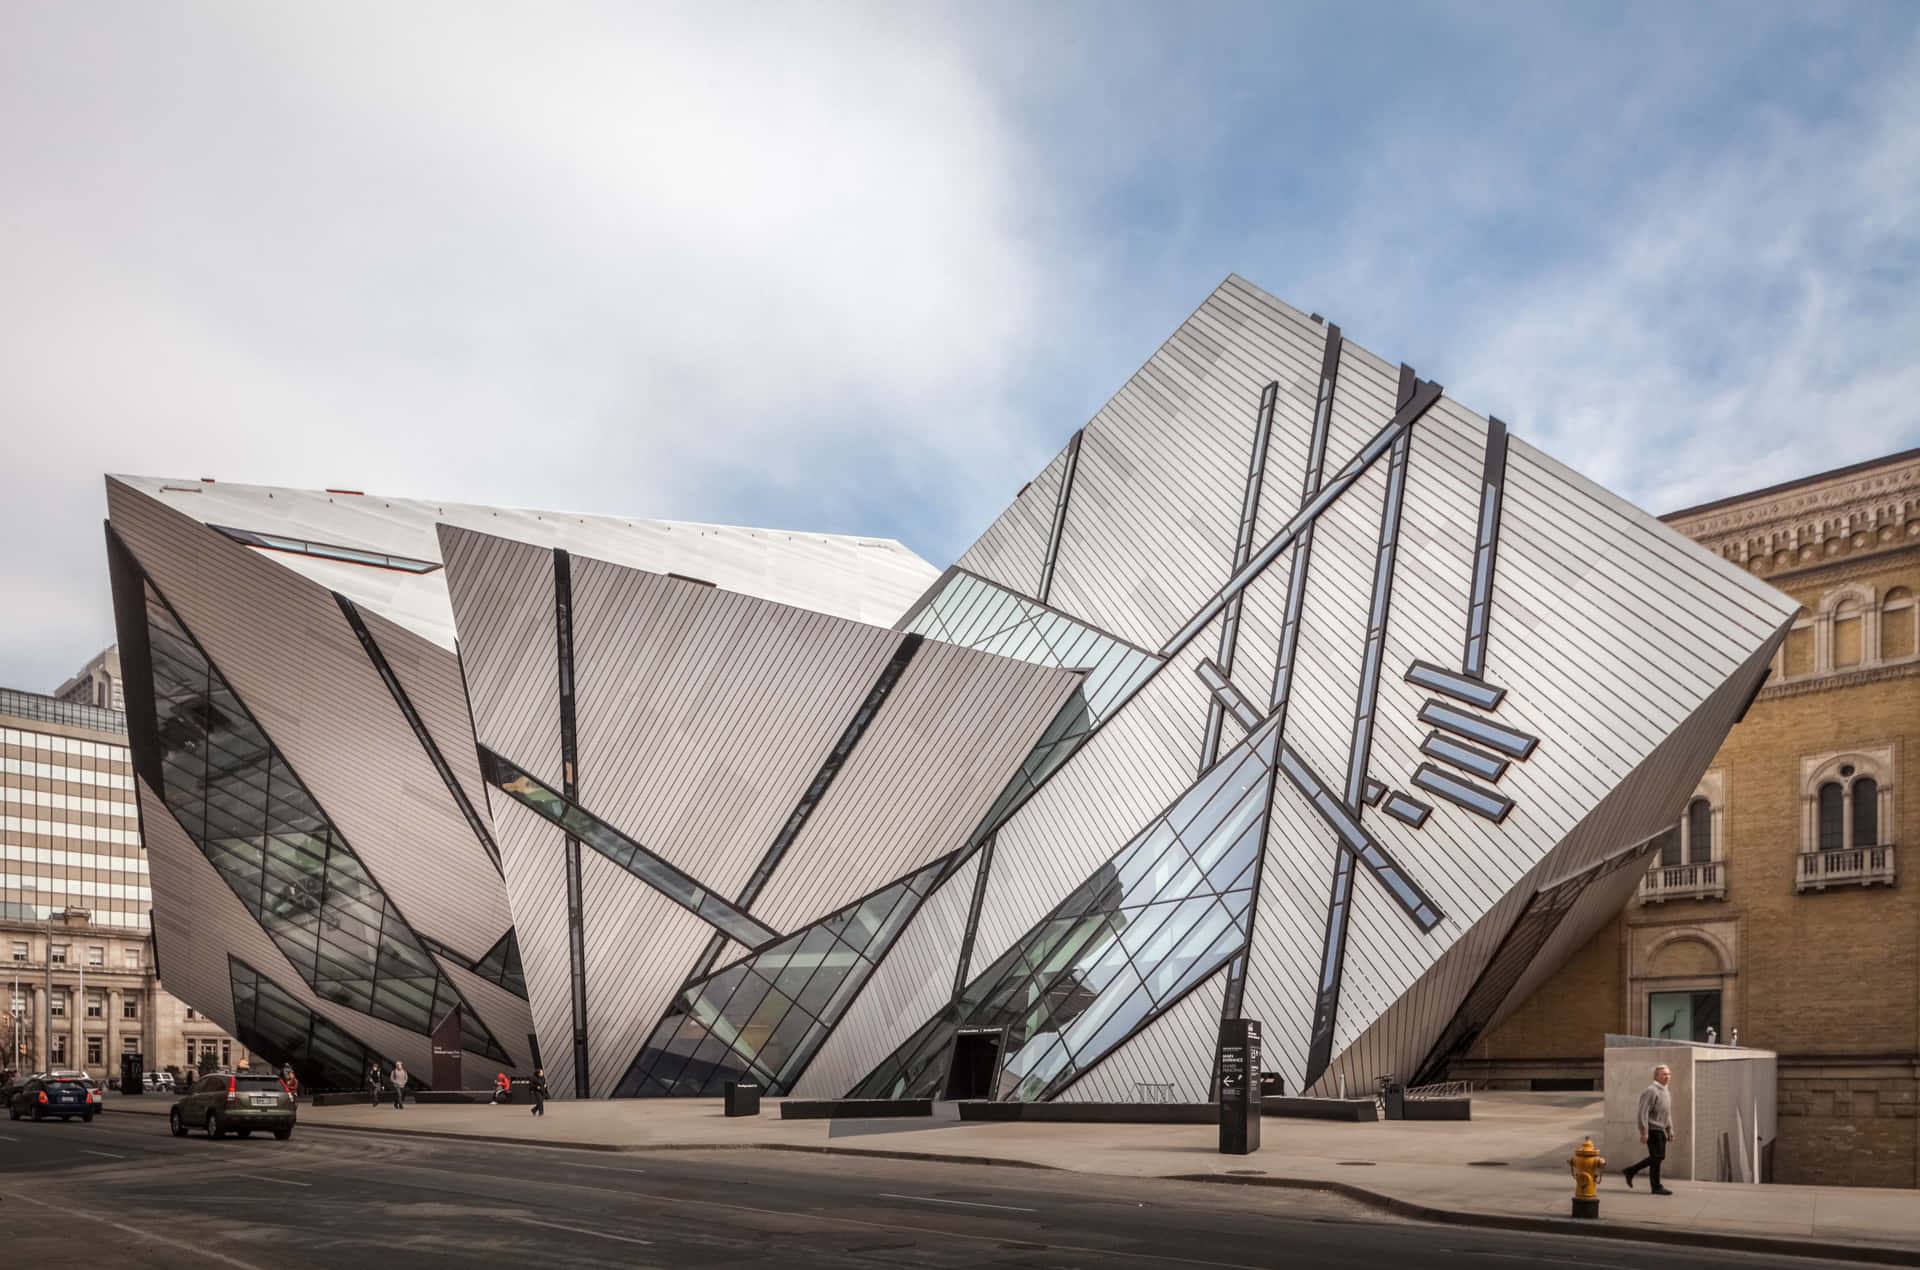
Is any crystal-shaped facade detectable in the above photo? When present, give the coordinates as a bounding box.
[140,576,508,1063]
[228,956,397,1092]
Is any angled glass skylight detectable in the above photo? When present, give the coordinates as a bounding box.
[211,524,441,574]
[229,956,398,1092]
[615,859,948,1097]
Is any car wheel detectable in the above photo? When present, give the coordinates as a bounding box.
[170,1110,187,1138]
[30,1105,42,1122]
[235,1128,252,1138]
[83,1113,94,1123]
[208,1112,226,1139]
[273,1126,292,1141]
[61,1115,72,1122]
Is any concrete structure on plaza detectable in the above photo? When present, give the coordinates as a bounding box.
[103,275,1796,1105]
[2,681,248,1080]
[1460,446,1920,1188]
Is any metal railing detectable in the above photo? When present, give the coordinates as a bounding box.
[1796,844,1896,892]
[1405,1080,1471,1101]
[1639,859,1725,903]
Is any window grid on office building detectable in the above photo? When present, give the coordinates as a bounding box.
[0,719,148,932]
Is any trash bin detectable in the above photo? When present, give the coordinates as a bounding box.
[1379,1075,1405,1121]
[120,1053,144,1097]
[724,1081,761,1117]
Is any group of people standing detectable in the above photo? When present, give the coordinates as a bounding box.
[362,1061,548,1114]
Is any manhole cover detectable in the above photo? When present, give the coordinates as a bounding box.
[1467,1160,1510,1167]
[1336,1161,1375,1166]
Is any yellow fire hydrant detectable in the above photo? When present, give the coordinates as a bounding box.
[1569,1137,1604,1219]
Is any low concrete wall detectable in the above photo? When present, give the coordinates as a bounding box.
[1262,1096,1378,1122]
[779,1099,933,1120]
[1404,1099,1472,1121]
[959,1101,1216,1124]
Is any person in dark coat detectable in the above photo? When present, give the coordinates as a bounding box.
[367,1062,382,1107]
[530,1068,548,1117]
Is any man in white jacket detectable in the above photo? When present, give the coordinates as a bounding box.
[1623,1064,1675,1194]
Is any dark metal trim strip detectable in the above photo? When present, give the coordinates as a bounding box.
[1405,659,1506,711]
[554,548,590,1098]
[1037,429,1084,605]
[1196,659,1263,732]
[336,594,503,876]
[1411,762,1515,823]
[1461,417,1510,679]
[950,834,998,999]
[1201,381,1281,771]
[1418,699,1539,759]
[682,632,926,985]
[1382,792,1432,828]
[1342,418,1413,811]
[1420,731,1509,782]
[1269,325,1343,716]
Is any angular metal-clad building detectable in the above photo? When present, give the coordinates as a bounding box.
[105,275,1797,1100]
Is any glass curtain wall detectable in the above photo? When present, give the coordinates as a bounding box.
[229,956,395,1091]
[853,724,1278,1102]
[139,576,508,1063]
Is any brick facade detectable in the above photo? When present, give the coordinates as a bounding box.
[1455,447,1920,1189]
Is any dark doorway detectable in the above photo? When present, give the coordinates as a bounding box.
[943,1029,1002,1100]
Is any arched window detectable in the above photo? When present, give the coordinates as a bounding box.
[1884,588,1916,661]
[1852,777,1879,846]
[1817,782,1844,850]
[1782,607,1814,677]
[1655,824,1681,868]
[1832,597,1864,668]
[1687,797,1713,864]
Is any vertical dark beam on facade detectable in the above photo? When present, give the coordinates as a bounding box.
[1200,382,1281,773]
[1036,429,1084,604]
[1216,325,1341,1035]
[554,548,590,1098]
[1342,369,1418,811]
[1269,324,1343,716]
[1461,417,1510,679]
[949,834,998,999]
[335,594,503,876]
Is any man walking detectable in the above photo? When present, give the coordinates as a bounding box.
[530,1068,548,1117]
[1623,1064,1676,1195]
[390,1060,409,1110]
[367,1061,382,1107]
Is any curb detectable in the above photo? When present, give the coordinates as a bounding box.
[103,1101,1916,1264]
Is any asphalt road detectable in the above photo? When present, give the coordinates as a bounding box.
[0,1110,1878,1269]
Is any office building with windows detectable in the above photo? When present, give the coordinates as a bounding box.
[2,679,247,1080]
[103,275,1795,1104]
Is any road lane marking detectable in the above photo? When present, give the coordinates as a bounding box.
[255,1176,312,1187]
[878,1192,1037,1213]
[508,1216,653,1246]
[82,1149,128,1159]
[3,1191,270,1270]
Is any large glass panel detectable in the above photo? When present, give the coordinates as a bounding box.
[226,957,398,1092]
[852,726,1278,1102]
[138,578,508,1063]
[612,859,947,1097]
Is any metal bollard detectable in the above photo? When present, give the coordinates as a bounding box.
[1568,1137,1604,1219]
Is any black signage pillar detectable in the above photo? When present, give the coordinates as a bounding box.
[1218,1018,1261,1155]
[431,1004,464,1092]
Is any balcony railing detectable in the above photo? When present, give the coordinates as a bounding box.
[1796,844,1897,892]
[1639,860,1726,903]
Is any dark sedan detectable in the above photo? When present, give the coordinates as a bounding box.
[7,1073,97,1122]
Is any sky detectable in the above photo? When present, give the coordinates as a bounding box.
[3,1,1917,691]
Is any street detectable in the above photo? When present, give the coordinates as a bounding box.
[0,1111,1883,1268]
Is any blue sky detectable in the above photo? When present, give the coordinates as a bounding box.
[3,2,1916,689]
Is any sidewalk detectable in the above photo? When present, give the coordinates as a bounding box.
[109,1089,1920,1261]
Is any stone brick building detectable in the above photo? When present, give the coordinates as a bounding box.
[1455,446,1920,1188]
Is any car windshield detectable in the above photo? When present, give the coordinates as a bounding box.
[237,1076,284,1089]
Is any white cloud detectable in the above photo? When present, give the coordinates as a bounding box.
[0,2,1050,687]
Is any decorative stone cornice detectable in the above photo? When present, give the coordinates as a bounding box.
[1664,451,1920,580]
[1760,658,1920,702]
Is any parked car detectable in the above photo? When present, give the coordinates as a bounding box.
[143,1070,176,1093]
[7,1073,98,1122]
[169,1071,296,1140]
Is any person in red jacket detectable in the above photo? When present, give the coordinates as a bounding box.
[493,1071,511,1105]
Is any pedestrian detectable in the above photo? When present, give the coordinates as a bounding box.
[391,1060,408,1110]
[530,1067,548,1117]
[492,1071,511,1105]
[367,1061,382,1107]
[282,1064,299,1101]
[1623,1063,1676,1195]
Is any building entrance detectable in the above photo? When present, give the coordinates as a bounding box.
[943,1029,1002,1100]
